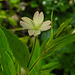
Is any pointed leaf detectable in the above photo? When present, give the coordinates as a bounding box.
[0,28,16,75]
[43,33,75,58]
[0,25,30,70]
[29,39,40,75]
[40,62,60,75]
[54,18,72,38]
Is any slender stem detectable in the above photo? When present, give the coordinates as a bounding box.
[26,46,53,75]
[27,51,46,75]
[27,37,36,67]
[26,38,54,75]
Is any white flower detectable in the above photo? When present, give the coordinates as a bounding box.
[20,11,51,36]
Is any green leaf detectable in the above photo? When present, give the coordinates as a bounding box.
[43,33,75,58]
[54,18,72,38]
[59,4,70,12]
[40,62,59,70]
[0,25,30,70]
[51,11,54,39]
[40,30,51,42]
[10,0,20,3]
[1,49,16,75]
[8,17,17,26]
[0,62,2,75]
[40,39,48,54]
[40,62,60,75]
[30,1,39,8]
[31,40,40,63]
[46,11,54,48]
[29,39,40,75]
[0,28,16,75]
[70,68,75,75]
[0,15,6,19]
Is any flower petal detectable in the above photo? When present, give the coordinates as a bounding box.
[40,25,51,31]
[38,12,44,26]
[33,11,39,26]
[21,17,33,26]
[33,30,41,36]
[41,20,51,26]
[28,30,41,36]
[28,30,35,36]
[40,20,51,31]
[20,21,34,29]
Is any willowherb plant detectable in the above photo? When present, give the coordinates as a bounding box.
[0,11,75,75]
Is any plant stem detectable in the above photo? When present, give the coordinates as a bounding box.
[27,51,46,75]
[26,39,53,75]
[27,37,36,67]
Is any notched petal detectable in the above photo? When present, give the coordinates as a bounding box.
[41,20,51,26]
[28,30,35,36]
[21,17,33,26]
[20,21,25,27]
[38,12,44,25]
[21,17,32,22]
[33,11,39,25]
[20,21,34,29]
[39,20,51,31]
[40,25,51,31]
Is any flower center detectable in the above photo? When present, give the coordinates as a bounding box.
[34,26,39,30]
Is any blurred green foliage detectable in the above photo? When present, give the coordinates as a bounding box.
[0,0,75,75]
